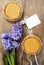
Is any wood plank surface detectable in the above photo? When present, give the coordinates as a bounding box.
[0,0,44,65]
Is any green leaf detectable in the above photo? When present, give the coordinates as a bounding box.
[10,51,15,65]
[6,54,12,65]
[3,56,6,65]
[5,57,8,65]
[3,55,8,65]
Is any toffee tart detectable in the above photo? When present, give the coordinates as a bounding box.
[3,2,23,22]
[22,35,42,55]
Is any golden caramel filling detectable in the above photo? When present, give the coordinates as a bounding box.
[4,2,21,19]
[23,36,41,54]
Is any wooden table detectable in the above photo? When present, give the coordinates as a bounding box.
[0,0,44,65]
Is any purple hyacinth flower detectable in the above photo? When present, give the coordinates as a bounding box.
[1,32,11,39]
[12,41,20,49]
[1,32,19,50]
[12,22,23,40]
[2,39,13,50]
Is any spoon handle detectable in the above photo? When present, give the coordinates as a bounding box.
[34,54,39,65]
[30,59,32,65]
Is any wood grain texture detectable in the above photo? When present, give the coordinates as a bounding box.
[0,0,44,65]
